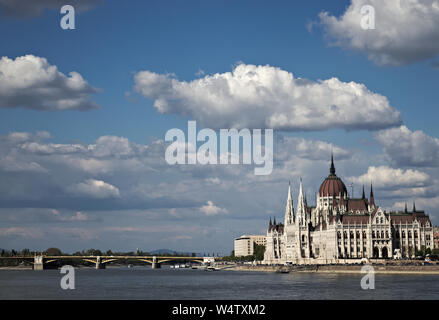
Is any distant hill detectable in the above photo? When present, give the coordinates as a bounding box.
[149,249,200,256]
[149,249,178,255]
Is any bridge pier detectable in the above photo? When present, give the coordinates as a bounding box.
[95,256,106,269]
[33,255,44,270]
[151,256,161,269]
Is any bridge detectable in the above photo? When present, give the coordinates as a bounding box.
[0,255,216,270]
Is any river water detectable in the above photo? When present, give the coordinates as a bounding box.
[0,266,438,299]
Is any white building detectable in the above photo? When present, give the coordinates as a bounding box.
[234,235,266,257]
[264,155,434,265]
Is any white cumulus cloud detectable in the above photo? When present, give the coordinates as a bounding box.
[319,0,439,65]
[199,201,228,216]
[348,165,430,189]
[375,125,439,167]
[67,179,120,199]
[0,55,99,111]
[133,63,401,131]
[275,136,351,161]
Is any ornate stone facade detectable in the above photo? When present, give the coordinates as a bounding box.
[264,156,434,265]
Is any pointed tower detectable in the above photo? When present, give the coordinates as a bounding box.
[296,178,307,227]
[284,181,295,225]
[404,202,408,214]
[330,151,336,176]
[369,182,375,209]
[413,202,416,213]
[362,185,365,199]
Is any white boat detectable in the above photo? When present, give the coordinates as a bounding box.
[206,266,219,271]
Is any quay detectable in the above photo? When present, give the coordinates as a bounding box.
[228,261,439,274]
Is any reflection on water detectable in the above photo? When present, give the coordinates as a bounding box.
[0,266,438,300]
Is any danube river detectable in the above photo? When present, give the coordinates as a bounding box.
[0,266,438,299]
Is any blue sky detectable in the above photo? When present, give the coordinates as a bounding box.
[1,0,439,253]
[2,0,438,143]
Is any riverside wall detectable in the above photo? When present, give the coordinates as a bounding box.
[228,262,439,274]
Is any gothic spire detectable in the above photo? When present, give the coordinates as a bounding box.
[404,202,408,214]
[369,182,375,206]
[413,201,416,213]
[297,178,307,226]
[284,181,294,225]
[362,185,365,199]
[330,151,336,175]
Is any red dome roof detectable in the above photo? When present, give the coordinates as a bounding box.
[319,175,347,197]
[319,155,347,197]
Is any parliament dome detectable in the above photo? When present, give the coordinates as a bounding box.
[318,155,347,197]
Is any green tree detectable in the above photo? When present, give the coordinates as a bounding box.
[253,244,266,261]
[44,248,62,256]
[21,248,31,256]
[408,247,414,258]
[86,249,103,256]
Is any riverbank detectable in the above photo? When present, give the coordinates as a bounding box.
[226,264,439,274]
[0,266,32,270]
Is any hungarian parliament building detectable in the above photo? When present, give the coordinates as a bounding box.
[264,156,434,265]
